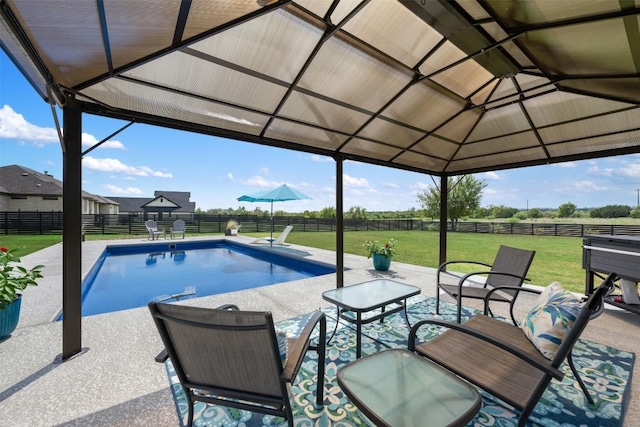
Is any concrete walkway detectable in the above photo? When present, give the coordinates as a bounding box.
[0,236,638,426]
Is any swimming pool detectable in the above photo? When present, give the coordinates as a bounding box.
[71,240,335,317]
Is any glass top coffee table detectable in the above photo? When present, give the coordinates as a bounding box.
[322,279,421,358]
[338,349,482,427]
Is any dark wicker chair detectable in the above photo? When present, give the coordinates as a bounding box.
[436,245,536,323]
[149,302,326,427]
[410,273,615,427]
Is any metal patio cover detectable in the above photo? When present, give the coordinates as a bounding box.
[1,0,639,175]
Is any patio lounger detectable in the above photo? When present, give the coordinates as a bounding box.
[170,219,186,239]
[410,273,615,427]
[145,220,165,240]
[149,301,326,427]
[250,225,293,245]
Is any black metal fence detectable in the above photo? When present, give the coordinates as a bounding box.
[2,211,640,237]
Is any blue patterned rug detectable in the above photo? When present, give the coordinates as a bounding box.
[164,296,634,427]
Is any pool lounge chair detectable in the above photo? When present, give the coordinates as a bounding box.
[409,273,615,427]
[145,220,165,240]
[250,225,293,245]
[149,302,326,427]
[170,219,186,239]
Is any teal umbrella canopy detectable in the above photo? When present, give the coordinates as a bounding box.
[237,184,311,203]
[237,185,311,245]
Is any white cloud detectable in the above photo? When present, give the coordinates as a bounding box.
[384,182,400,188]
[483,171,503,180]
[102,184,143,195]
[343,174,369,188]
[554,180,607,193]
[81,132,125,150]
[571,180,607,191]
[0,104,125,149]
[0,104,57,145]
[227,172,235,181]
[617,163,640,178]
[241,175,280,188]
[553,162,577,168]
[587,165,613,176]
[83,156,172,178]
[258,167,270,175]
[413,181,432,191]
[311,154,333,163]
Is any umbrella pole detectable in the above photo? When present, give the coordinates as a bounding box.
[270,201,274,246]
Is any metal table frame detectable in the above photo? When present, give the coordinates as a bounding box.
[322,279,421,358]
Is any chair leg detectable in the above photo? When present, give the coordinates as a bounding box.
[186,390,195,427]
[567,352,595,404]
[456,296,462,323]
[435,287,441,315]
[316,315,326,405]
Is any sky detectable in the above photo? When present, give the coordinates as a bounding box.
[2,50,640,214]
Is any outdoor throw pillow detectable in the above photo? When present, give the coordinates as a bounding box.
[521,282,582,359]
[276,329,289,363]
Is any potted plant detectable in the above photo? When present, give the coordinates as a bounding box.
[225,219,241,236]
[0,247,44,340]
[363,238,398,271]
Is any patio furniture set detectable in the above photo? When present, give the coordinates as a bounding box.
[145,219,185,240]
[148,245,616,427]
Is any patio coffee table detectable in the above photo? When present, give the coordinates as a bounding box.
[338,349,482,427]
[322,279,420,358]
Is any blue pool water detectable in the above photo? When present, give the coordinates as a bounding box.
[73,240,334,317]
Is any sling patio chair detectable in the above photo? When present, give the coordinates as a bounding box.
[436,245,536,323]
[250,225,293,245]
[145,219,165,240]
[409,273,615,427]
[148,301,326,427]
[170,219,186,239]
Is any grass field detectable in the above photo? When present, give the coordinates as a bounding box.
[0,230,589,293]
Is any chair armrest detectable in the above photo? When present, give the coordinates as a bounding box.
[437,260,492,283]
[282,310,326,382]
[408,318,564,381]
[456,270,530,293]
[483,286,542,315]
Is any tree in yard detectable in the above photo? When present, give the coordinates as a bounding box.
[319,206,336,218]
[557,202,577,218]
[416,175,487,230]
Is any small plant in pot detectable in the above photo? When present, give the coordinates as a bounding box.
[225,220,241,236]
[363,238,398,271]
[0,247,44,340]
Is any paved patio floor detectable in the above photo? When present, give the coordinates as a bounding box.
[0,236,638,426]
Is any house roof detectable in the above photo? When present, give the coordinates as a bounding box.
[0,164,102,200]
[1,1,638,177]
[107,191,195,213]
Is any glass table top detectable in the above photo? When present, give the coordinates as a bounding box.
[338,349,481,427]
[322,279,421,311]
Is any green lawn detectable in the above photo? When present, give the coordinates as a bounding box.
[0,231,588,293]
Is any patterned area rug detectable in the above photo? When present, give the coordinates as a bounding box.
[165,296,634,427]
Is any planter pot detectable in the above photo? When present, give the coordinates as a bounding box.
[230,229,239,236]
[0,295,22,341]
[372,253,392,271]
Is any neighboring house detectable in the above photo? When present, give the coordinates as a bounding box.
[0,164,119,214]
[107,191,196,219]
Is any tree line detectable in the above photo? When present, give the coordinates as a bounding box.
[196,176,640,225]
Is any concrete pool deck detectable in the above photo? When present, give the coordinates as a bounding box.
[1,236,638,426]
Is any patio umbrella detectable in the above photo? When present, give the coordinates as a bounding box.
[237,184,311,245]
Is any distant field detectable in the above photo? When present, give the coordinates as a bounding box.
[1,231,591,293]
